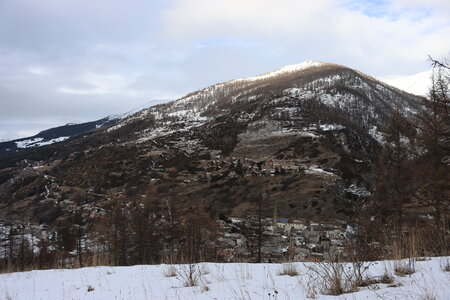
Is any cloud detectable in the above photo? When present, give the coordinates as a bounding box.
[58,73,133,95]
[161,0,337,39]
[0,0,448,140]
[390,0,450,15]
[0,119,65,140]
[27,66,50,75]
[161,0,450,74]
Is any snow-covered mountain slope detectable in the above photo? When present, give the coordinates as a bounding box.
[0,116,123,155]
[1,258,449,300]
[109,60,422,147]
[0,60,423,223]
[379,70,432,97]
[0,100,172,155]
[15,136,70,149]
[231,59,326,82]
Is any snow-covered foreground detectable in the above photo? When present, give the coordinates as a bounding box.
[1,258,449,300]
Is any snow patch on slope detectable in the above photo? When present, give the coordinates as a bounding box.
[305,165,336,176]
[379,70,432,97]
[16,136,69,148]
[232,60,326,83]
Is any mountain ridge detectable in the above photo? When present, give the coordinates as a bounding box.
[0,100,171,155]
[108,60,423,148]
[0,116,122,155]
[0,61,424,225]
[0,61,425,155]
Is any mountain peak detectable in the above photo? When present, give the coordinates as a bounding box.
[233,60,328,83]
[279,59,326,71]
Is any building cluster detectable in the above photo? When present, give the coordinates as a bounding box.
[215,216,352,263]
[199,156,306,183]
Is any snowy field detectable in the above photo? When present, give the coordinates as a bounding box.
[1,257,449,300]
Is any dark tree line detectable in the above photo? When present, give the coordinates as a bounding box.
[87,188,218,266]
[0,184,219,272]
[370,57,449,255]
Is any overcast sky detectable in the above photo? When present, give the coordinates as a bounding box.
[0,0,449,140]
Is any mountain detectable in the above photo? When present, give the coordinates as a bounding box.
[0,60,423,224]
[0,116,121,155]
[0,100,171,156]
[379,70,432,97]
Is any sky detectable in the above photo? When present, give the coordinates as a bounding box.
[0,0,449,140]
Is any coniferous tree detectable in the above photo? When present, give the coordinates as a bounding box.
[374,107,414,224]
[415,58,450,250]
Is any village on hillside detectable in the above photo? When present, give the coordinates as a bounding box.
[215,215,355,263]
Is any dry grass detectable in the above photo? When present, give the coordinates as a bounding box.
[87,250,111,267]
[440,258,450,272]
[301,273,319,299]
[162,264,177,277]
[394,260,415,277]
[354,263,395,288]
[278,263,299,276]
[0,261,18,274]
[309,262,357,295]
[420,292,437,300]
[419,284,437,300]
[388,282,403,288]
[357,277,381,287]
[236,265,252,281]
[415,257,430,261]
[178,264,201,287]
[199,264,210,275]
[391,237,416,277]
[357,272,394,287]
[201,285,210,292]
[379,273,394,284]
[212,265,227,282]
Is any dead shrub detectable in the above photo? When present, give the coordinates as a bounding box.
[379,273,394,284]
[201,285,210,292]
[301,273,318,299]
[415,257,430,261]
[178,263,201,287]
[356,278,380,287]
[162,265,177,277]
[309,262,357,295]
[388,282,403,288]
[199,264,210,275]
[356,266,394,287]
[391,239,415,276]
[278,263,299,276]
[394,261,415,277]
[440,258,450,272]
